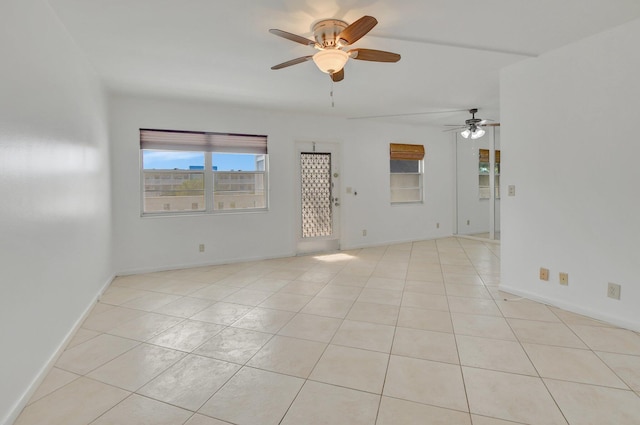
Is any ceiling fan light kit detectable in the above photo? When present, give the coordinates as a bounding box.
[470,127,486,139]
[313,49,349,74]
[269,15,401,82]
[454,108,492,139]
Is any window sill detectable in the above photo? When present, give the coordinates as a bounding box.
[141,208,269,218]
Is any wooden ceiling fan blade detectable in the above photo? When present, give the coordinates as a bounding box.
[271,56,313,70]
[338,15,377,45]
[443,127,466,132]
[331,68,344,82]
[269,29,316,46]
[349,48,401,62]
[484,123,501,127]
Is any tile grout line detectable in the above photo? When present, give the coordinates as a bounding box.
[501,303,572,424]
[372,243,406,424]
[442,238,473,421]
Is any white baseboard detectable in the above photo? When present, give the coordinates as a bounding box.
[456,234,501,244]
[2,274,115,425]
[115,251,296,276]
[341,234,453,251]
[499,285,640,332]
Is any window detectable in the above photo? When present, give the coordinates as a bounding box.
[140,129,268,215]
[390,143,425,204]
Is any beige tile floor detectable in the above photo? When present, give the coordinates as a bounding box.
[15,237,640,425]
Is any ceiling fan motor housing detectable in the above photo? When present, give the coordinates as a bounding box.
[465,108,481,126]
[312,19,348,48]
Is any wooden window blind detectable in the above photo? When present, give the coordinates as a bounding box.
[479,149,500,163]
[390,143,425,160]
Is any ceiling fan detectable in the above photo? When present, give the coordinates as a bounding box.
[445,108,499,139]
[269,15,401,82]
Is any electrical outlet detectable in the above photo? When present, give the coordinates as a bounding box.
[608,282,621,300]
[362,229,367,237]
[508,185,516,196]
[539,268,549,281]
[199,244,205,252]
[559,272,569,285]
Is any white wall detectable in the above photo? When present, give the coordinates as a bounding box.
[0,1,112,424]
[500,18,640,330]
[110,94,453,274]
[340,119,453,248]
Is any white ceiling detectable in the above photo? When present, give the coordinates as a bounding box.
[48,0,640,127]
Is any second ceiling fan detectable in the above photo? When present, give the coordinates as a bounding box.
[445,108,499,139]
[269,15,401,82]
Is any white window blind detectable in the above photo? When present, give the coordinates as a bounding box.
[140,129,268,154]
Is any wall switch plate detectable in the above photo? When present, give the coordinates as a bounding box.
[539,268,549,281]
[199,244,205,252]
[466,219,470,225]
[508,185,516,196]
[346,187,352,194]
[436,222,440,229]
[608,282,621,300]
[559,272,569,285]
[362,229,367,237]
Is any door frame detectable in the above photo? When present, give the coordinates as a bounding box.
[294,141,341,255]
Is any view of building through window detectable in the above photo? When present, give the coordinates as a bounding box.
[142,151,267,213]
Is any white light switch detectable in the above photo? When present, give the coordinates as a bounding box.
[508,185,516,196]
[346,187,352,194]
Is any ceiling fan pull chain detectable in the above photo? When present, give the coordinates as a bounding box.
[330,79,335,108]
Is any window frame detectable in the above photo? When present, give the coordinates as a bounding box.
[390,158,424,205]
[389,143,425,205]
[139,129,268,217]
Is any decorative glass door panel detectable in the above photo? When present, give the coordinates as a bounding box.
[300,152,332,238]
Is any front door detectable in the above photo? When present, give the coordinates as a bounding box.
[296,142,340,254]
